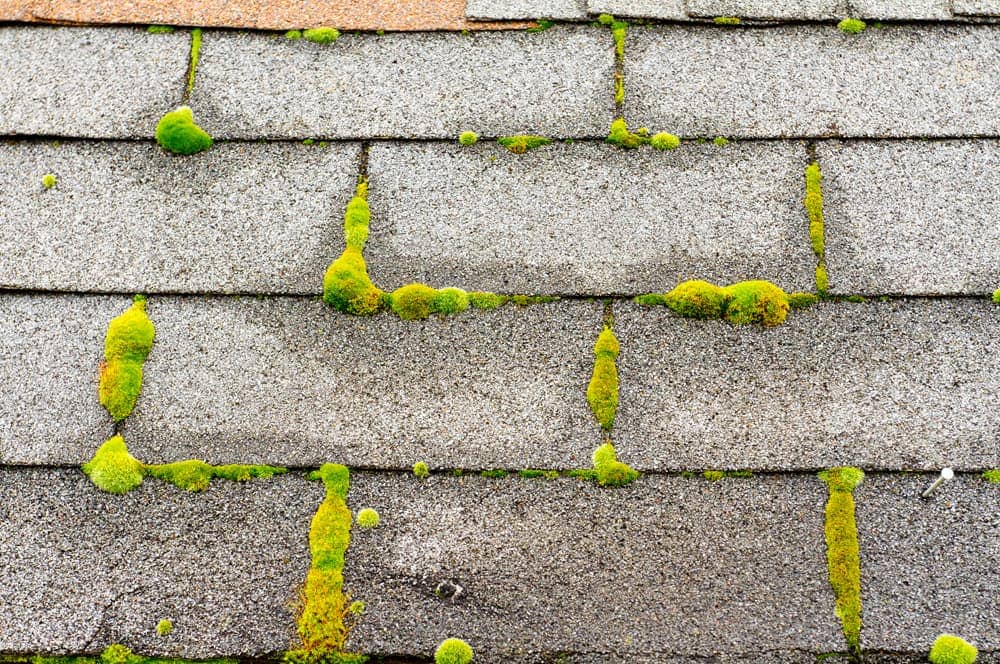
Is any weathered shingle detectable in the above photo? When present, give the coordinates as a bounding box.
[953,0,1000,15]
[586,0,688,19]
[850,0,952,19]
[365,141,816,295]
[685,0,842,19]
[465,0,587,20]
[0,27,188,138]
[191,28,615,139]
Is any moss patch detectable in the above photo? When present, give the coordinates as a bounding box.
[838,18,866,34]
[82,435,144,495]
[637,279,798,326]
[304,27,340,44]
[587,327,620,431]
[702,470,753,481]
[498,135,552,154]
[42,173,56,189]
[929,635,978,664]
[435,639,473,664]
[611,21,627,59]
[607,118,679,150]
[413,461,430,478]
[323,181,385,316]
[591,442,638,487]
[186,29,202,94]
[713,16,741,25]
[459,131,478,146]
[99,295,155,422]
[992,289,1000,305]
[155,106,212,155]
[982,469,1000,484]
[818,467,864,654]
[285,30,302,39]
[30,645,234,664]
[156,620,173,636]
[147,25,175,33]
[520,469,560,479]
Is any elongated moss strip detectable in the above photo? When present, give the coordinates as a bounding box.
[587,327,619,431]
[83,435,286,494]
[818,467,864,654]
[186,28,202,94]
[805,161,828,295]
[497,135,552,154]
[285,464,367,664]
[636,279,804,327]
[607,118,679,151]
[28,644,235,664]
[99,295,155,421]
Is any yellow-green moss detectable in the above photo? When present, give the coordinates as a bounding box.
[611,21,627,59]
[413,461,430,478]
[285,30,303,39]
[82,435,145,494]
[38,645,237,664]
[591,443,638,487]
[323,181,386,315]
[147,459,285,491]
[992,289,1000,305]
[929,634,978,664]
[724,280,790,326]
[187,29,202,94]
[435,639,473,664]
[614,72,625,105]
[838,18,866,34]
[156,620,173,636]
[498,135,552,154]
[982,469,1000,483]
[519,469,560,479]
[343,185,371,251]
[713,16,741,25]
[597,13,615,25]
[303,27,341,44]
[434,287,470,315]
[42,173,56,189]
[702,470,753,481]
[788,292,819,309]
[480,469,509,478]
[818,467,864,653]
[355,508,379,528]
[459,131,478,146]
[587,327,620,431]
[606,118,645,149]
[469,291,506,309]
[389,283,439,320]
[661,279,729,319]
[99,295,155,421]
[816,264,829,295]
[650,132,680,150]
[147,25,175,33]
[713,136,730,147]
[155,106,212,155]
[805,162,825,258]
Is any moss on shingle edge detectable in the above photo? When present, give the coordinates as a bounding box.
[818,467,864,655]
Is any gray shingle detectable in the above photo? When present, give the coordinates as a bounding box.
[850,0,952,19]
[0,141,359,294]
[614,300,1000,471]
[626,25,1000,138]
[365,141,816,296]
[116,297,602,469]
[953,0,1000,15]
[856,474,999,651]
[685,0,843,19]
[0,468,316,656]
[586,0,688,19]
[344,473,842,659]
[0,295,117,465]
[0,27,189,138]
[466,0,587,19]
[820,140,1000,296]
[191,28,614,139]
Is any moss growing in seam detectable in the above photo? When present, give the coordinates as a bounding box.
[788,292,819,309]
[480,469,509,478]
[53,644,237,664]
[591,443,638,487]
[611,21,627,59]
[597,13,615,25]
[285,30,303,39]
[82,435,145,494]
[702,470,753,481]
[458,131,478,146]
[818,467,864,654]
[816,264,829,295]
[155,106,213,155]
[638,279,796,326]
[469,291,506,309]
[526,19,555,33]
[992,289,1000,305]
[614,72,625,105]
[147,25,175,33]
[587,327,620,431]
[303,27,341,44]
[187,29,202,94]
[805,162,825,258]
[498,135,552,154]
[650,132,680,151]
[982,469,1000,483]
[713,16,741,25]
[99,295,155,421]
[838,18,866,34]
[606,118,645,149]
[520,469,560,479]
[929,634,978,664]
[435,638,473,664]
[713,136,730,147]
[413,461,430,478]
[323,181,386,316]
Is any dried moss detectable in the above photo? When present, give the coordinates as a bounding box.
[818,467,864,654]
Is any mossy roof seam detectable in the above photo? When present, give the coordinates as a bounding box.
[183,28,203,100]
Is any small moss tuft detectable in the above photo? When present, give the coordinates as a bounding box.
[458,131,478,146]
[498,135,552,154]
[597,13,615,25]
[713,136,730,146]
[285,30,303,39]
[929,634,978,664]
[702,470,724,481]
[587,327,620,431]
[187,29,202,94]
[713,16,741,25]
[469,291,506,309]
[788,292,819,309]
[82,435,145,494]
[435,638,473,664]
[156,619,173,636]
[818,467,864,653]
[99,295,155,421]
[611,21,627,59]
[413,461,430,478]
[42,173,56,189]
[155,106,213,155]
[606,118,645,149]
[591,443,639,487]
[526,19,555,33]
[650,132,680,150]
[147,25,175,33]
[303,27,341,44]
[982,469,1000,483]
[348,601,365,615]
[356,508,379,528]
[662,279,729,319]
[838,18,866,34]
[992,289,1000,305]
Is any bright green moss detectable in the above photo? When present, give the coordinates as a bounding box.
[662,279,729,319]
[323,248,385,316]
[343,190,371,251]
[591,443,638,487]
[520,469,560,479]
[788,292,819,309]
[633,293,667,306]
[714,16,741,25]
[702,470,724,481]
[724,280,790,327]
[285,30,303,39]
[614,72,625,105]
[146,460,285,491]
[82,435,145,494]
[929,634,978,664]
[413,461,430,478]
[480,469,509,478]
[356,508,379,528]
[838,18,866,34]
[597,13,614,25]
[147,25,175,33]
[156,620,173,636]
[435,639,473,664]
[992,289,1000,305]
[348,601,366,615]
[390,283,438,320]
[42,173,57,189]
[498,135,552,154]
[434,287,470,315]
[649,132,680,150]
[805,162,825,258]
[155,106,213,155]
[459,131,478,146]
[526,19,555,33]
[611,21,627,59]
[469,291,506,309]
[187,29,202,93]
[99,295,155,421]
[713,136,730,146]
[818,467,864,653]
[304,27,341,44]
[606,118,645,149]
[587,328,620,431]
[816,264,829,295]
[982,469,1000,483]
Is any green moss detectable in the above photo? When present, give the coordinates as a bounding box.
[818,467,864,653]
[838,18,866,34]
[650,132,680,150]
[450,468,464,477]
[614,72,625,105]
[816,264,829,295]
[611,21,627,59]
[929,635,978,664]
[285,30,303,39]
[435,639,473,664]
[597,13,614,25]
[42,173,56,189]
[713,16,741,25]
[99,295,155,421]
[724,280,790,327]
[702,470,752,481]
[187,29,202,93]
[587,327,620,431]
[498,135,552,154]
[480,469,509,478]
[146,459,285,491]
[147,25,175,33]
[389,283,438,320]
[348,601,365,615]
[992,289,1000,305]
[343,189,371,251]
[606,118,645,149]
[304,27,341,44]
[155,106,213,155]
[156,620,173,636]
[82,435,145,494]
[519,469,560,479]
[805,162,825,258]
[591,443,638,487]
[661,279,729,319]
[413,461,430,478]
[469,291,506,309]
[323,248,385,315]
[434,287,470,315]
[526,19,555,33]
[982,469,1000,483]
[356,508,379,528]
[458,131,478,146]
[788,292,819,309]
[713,136,730,146]
[508,294,558,306]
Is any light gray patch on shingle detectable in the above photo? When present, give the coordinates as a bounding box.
[685,0,843,19]
[365,141,815,295]
[850,0,952,19]
[954,0,1000,16]
[466,0,587,19]
[0,295,118,465]
[626,25,1000,138]
[0,468,317,656]
[0,141,359,294]
[586,0,688,19]
[0,27,189,138]
[344,473,841,659]
[820,140,1000,296]
[119,297,602,469]
[614,300,1000,471]
[191,28,614,139]
[856,474,999,652]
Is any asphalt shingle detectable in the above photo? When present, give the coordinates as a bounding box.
[465,0,587,19]
[820,140,1000,296]
[0,27,189,138]
[365,141,816,296]
[0,468,318,656]
[191,28,614,139]
[343,473,842,660]
[614,300,1000,471]
[685,0,842,19]
[953,0,1000,15]
[586,0,688,19]
[116,297,602,469]
[0,141,359,294]
[626,25,1000,138]
[850,0,953,19]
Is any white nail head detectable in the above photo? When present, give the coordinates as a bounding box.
[941,467,954,481]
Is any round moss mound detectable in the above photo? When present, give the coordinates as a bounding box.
[435,638,473,664]
[723,280,790,327]
[434,287,470,315]
[82,436,145,494]
[459,131,478,146]
[356,508,380,528]
[303,27,340,44]
[155,106,213,155]
[390,283,439,320]
[929,634,978,664]
[650,133,680,150]
[663,280,728,319]
[323,248,385,316]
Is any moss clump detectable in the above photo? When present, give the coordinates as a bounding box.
[805,162,825,259]
[469,291,506,309]
[714,16,741,25]
[724,280,790,326]
[929,635,978,664]
[285,30,303,39]
[992,289,1000,305]
[156,620,173,636]
[591,443,638,487]
[323,181,385,316]
[498,135,552,154]
[99,295,155,421]
[147,25,175,33]
[434,639,473,664]
[356,508,379,528]
[480,469,509,478]
[838,18,866,34]
[155,106,212,155]
[818,467,864,653]
[82,435,145,494]
[587,327,620,431]
[611,21,627,59]
[597,13,614,25]
[343,188,371,251]
[816,264,829,295]
[606,118,645,149]
[459,131,478,146]
[661,279,729,319]
[389,283,439,320]
[982,469,1000,483]
[713,136,730,146]
[41,173,56,189]
[434,287,470,315]
[303,27,341,44]
[650,132,680,150]
[146,459,285,491]
[348,601,365,615]
[413,461,430,478]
